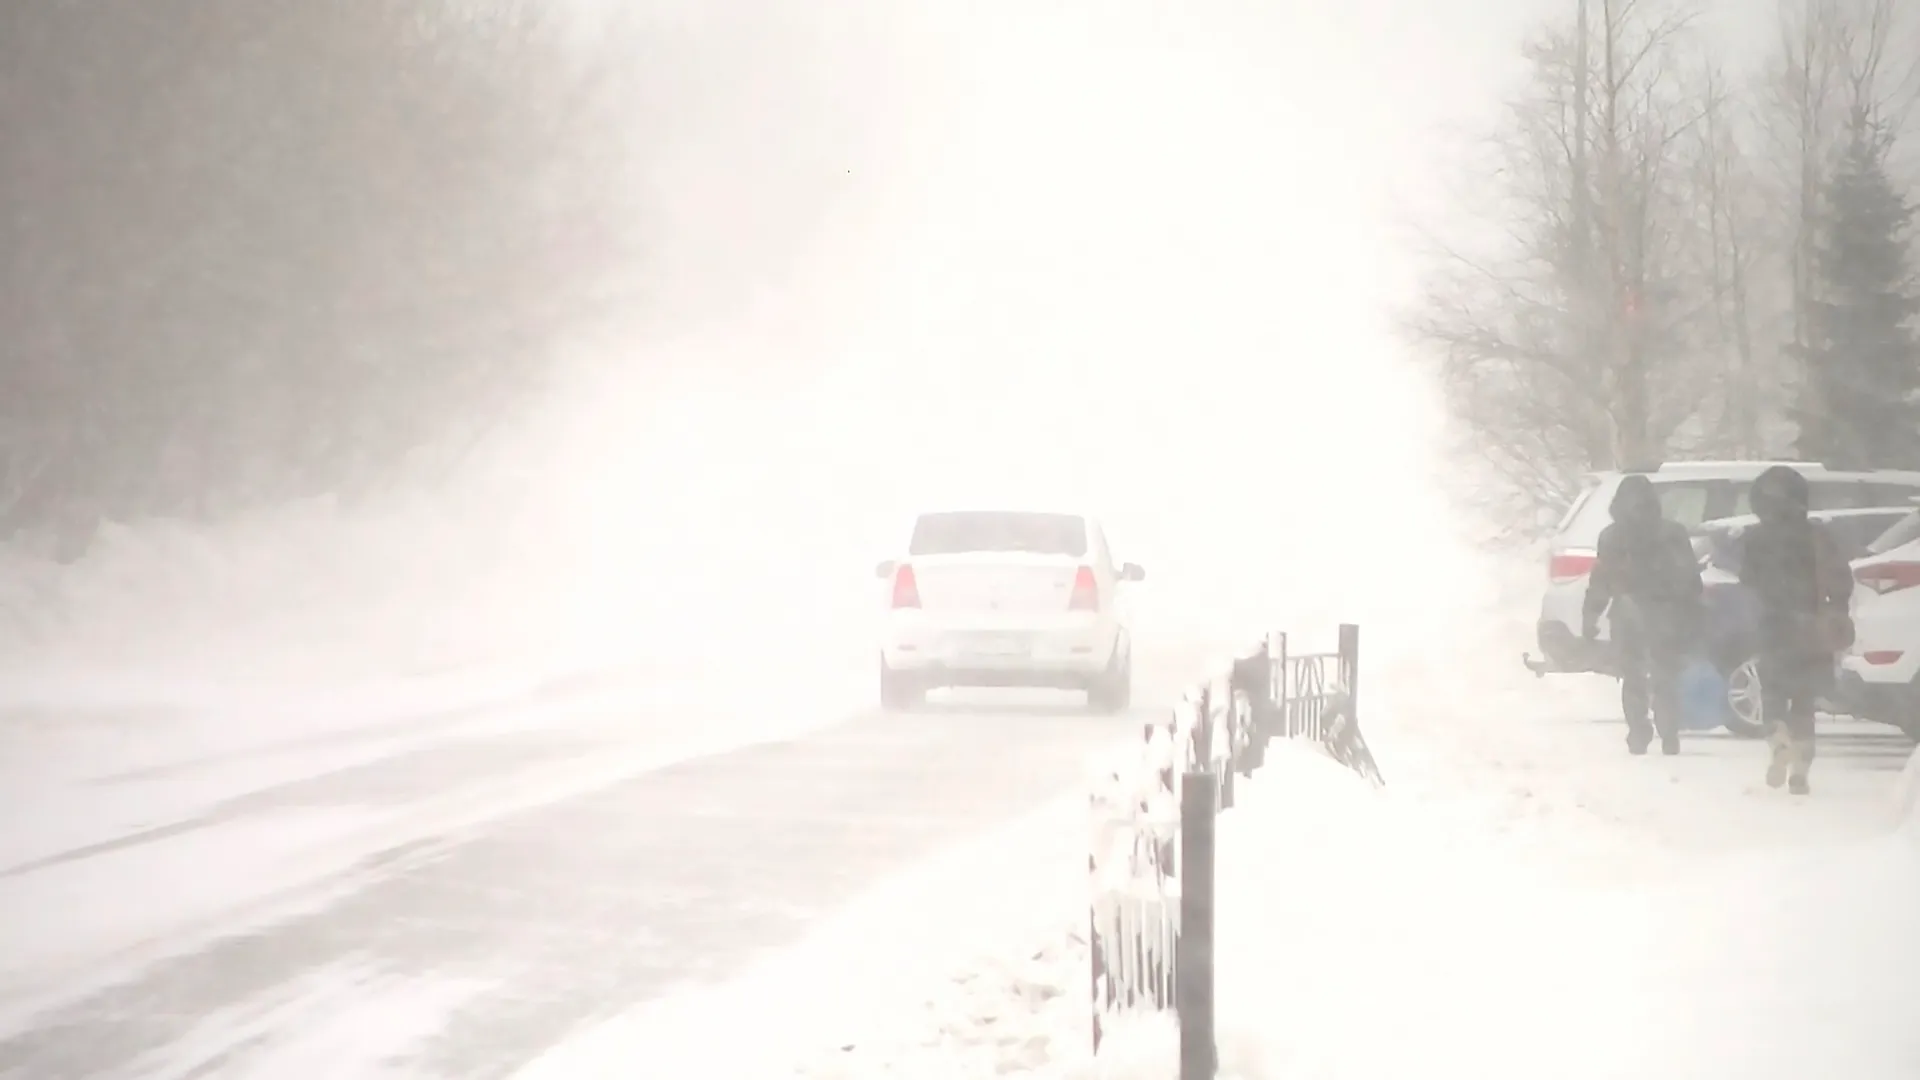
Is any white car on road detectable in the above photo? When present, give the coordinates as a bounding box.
[1839,510,1920,740]
[876,509,1142,712]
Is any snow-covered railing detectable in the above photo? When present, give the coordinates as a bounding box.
[1087,623,1378,1078]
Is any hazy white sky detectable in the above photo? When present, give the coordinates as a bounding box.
[3,0,1817,682]
[518,0,1771,656]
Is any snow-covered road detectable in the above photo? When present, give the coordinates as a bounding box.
[0,655,1203,1079]
[2,629,1914,1079]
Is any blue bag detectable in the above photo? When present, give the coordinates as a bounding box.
[1677,658,1728,731]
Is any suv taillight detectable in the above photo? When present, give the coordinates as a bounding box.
[1549,551,1596,583]
[1855,561,1920,595]
[1068,565,1099,610]
[891,565,921,608]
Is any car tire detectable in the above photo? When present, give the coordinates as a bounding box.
[1087,646,1132,715]
[1718,654,1768,739]
[880,659,923,711]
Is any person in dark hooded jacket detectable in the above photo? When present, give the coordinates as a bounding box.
[1581,474,1704,755]
[1738,465,1853,794]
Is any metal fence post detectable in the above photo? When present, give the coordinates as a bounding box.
[1177,770,1218,1079]
[1217,684,1236,811]
[1194,684,1212,776]
[1339,622,1359,717]
[1276,631,1291,737]
[1088,845,1104,1055]
[1232,644,1266,775]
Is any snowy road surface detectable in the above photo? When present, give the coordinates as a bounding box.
[0,676,1165,1079]
[2,643,1914,1079]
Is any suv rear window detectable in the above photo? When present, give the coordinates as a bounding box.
[1560,477,1732,545]
[1822,512,1912,560]
[1732,479,1920,514]
[1655,483,1716,527]
[1869,510,1920,555]
[908,511,1088,557]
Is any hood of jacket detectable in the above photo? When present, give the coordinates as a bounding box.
[1609,474,1660,525]
[1751,465,1810,524]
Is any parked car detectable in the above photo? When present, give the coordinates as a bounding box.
[1527,461,1920,680]
[875,509,1143,712]
[1691,506,1917,579]
[1836,515,1920,741]
[1860,506,1920,559]
[1688,506,1916,737]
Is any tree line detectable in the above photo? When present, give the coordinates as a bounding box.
[1410,0,1920,535]
[0,3,647,553]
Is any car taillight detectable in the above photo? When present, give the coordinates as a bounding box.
[1855,561,1920,595]
[1068,565,1099,610]
[891,565,920,608]
[1549,551,1596,583]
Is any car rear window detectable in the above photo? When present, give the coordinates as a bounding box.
[1655,482,1717,527]
[1864,481,1920,507]
[1553,480,1600,534]
[1558,480,1618,545]
[908,511,1088,557]
[1708,512,1908,572]
[1825,512,1912,560]
[1869,510,1920,555]
[1561,476,1737,546]
[1731,478,1920,514]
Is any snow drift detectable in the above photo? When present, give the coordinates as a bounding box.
[728,727,1920,1080]
[1091,744,1920,1080]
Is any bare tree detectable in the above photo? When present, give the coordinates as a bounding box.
[1682,62,1781,457]
[1407,0,1717,535]
[0,3,648,538]
[1761,0,1920,377]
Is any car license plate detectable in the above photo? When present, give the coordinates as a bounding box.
[969,634,1028,658]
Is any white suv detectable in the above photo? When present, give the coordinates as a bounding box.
[1528,461,1920,677]
[876,510,1141,712]
[1838,510,1920,740]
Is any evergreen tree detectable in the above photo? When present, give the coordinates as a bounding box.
[1792,108,1920,468]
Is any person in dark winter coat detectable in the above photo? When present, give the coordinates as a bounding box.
[1581,474,1705,755]
[1738,465,1854,794]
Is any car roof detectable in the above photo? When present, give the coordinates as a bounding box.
[915,507,1094,520]
[1582,463,1920,485]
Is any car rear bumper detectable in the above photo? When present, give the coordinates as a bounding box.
[1530,619,1618,676]
[882,619,1116,678]
[1833,667,1919,727]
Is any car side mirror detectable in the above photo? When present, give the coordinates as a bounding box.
[1120,563,1145,582]
[875,560,898,580]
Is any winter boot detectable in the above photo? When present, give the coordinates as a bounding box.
[1626,725,1653,756]
[1660,733,1680,756]
[1786,736,1813,795]
[1764,724,1792,789]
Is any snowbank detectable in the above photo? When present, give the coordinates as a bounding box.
[1145,748,1920,1079]
[753,735,1920,1080]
